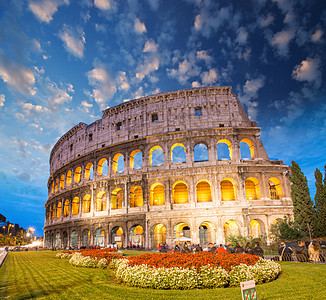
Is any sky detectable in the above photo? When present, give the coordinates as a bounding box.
[0,0,325,236]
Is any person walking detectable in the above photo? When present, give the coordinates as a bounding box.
[251,242,264,258]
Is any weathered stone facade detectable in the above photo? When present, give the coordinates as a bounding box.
[44,86,293,249]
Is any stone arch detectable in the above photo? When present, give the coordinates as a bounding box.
[56,201,62,218]
[129,225,144,247]
[130,185,143,207]
[217,139,232,160]
[83,194,91,213]
[63,199,69,217]
[72,197,79,215]
[249,219,265,238]
[149,145,164,166]
[240,138,255,160]
[130,149,143,170]
[171,143,186,163]
[174,222,191,240]
[85,162,94,180]
[111,226,123,248]
[51,181,54,194]
[172,181,188,204]
[194,143,208,162]
[62,231,68,249]
[60,174,65,189]
[48,206,52,221]
[51,204,55,219]
[150,183,165,205]
[96,191,106,211]
[66,170,72,186]
[97,158,108,176]
[94,227,105,247]
[74,166,82,183]
[111,188,123,209]
[224,220,240,239]
[199,221,215,245]
[82,229,90,248]
[151,223,166,249]
[245,177,261,200]
[55,178,58,193]
[196,179,212,202]
[221,178,237,201]
[71,230,78,248]
[268,177,282,199]
[112,153,124,174]
[55,232,60,248]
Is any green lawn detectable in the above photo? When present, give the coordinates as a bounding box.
[0,251,325,299]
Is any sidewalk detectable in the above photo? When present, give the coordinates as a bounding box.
[0,250,8,268]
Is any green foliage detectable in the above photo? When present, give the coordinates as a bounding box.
[226,234,254,247]
[270,217,304,242]
[314,167,326,237]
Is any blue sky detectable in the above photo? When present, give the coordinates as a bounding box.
[0,0,325,236]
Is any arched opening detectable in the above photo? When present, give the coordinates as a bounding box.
[130,150,143,170]
[66,170,72,186]
[63,199,69,217]
[52,204,55,219]
[150,183,165,205]
[130,185,143,207]
[268,177,282,199]
[199,222,214,245]
[172,181,188,204]
[55,178,58,193]
[217,139,232,160]
[55,232,60,248]
[57,201,62,218]
[245,177,261,200]
[129,225,144,247]
[51,181,54,194]
[224,220,239,239]
[74,167,82,183]
[149,145,164,166]
[196,180,212,202]
[95,228,105,247]
[82,229,90,248]
[60,174,65,189]
[111,226,123,248]
[62,231,68,249]
[83,194,91,213]
[250,220,263,238]
[85,162,94,180]
[112,153,124,174]
[151,224,166,249]
[48,206,52,221]
[71,230,78,248]
[221,178,236,201]
[171,143,186,163]
[240,139,255,160]
[96,191,106,211]
[71,197,79,215]
[174,223,191,240]
[97,158,108,176]
[194,143,208,162]
[111,188,123,209]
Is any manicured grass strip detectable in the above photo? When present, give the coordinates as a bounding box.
[0,251,325,299]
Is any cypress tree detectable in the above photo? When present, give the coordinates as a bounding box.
[315,167,326,237]
[289,161,317,237]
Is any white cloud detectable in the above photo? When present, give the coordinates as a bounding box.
[87,66,116,108]
[235,27,248,45]
[22,102,47,115]
[59,26,86,58]
[29,0,69,23]
[146,0,159,10]
[116,71,130,91]
[196,50,212,64]
[134,18,146,34]
[143,40,158,53]
[94,0,114,10]
[80,100,93,113]
[0,94,5,107]
[15,113,25,120]
[192,81,201,88]
[201,69,218,85]
[311,29,323,42]
[258,13,274,28]
[292,58,322,88]
[135,56,159,81]
[270,29,295,56]
[47,82,74,110]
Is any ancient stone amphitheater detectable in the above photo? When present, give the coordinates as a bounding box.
[44,86,293,249]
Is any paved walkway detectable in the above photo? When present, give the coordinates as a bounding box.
[0,250,8,268]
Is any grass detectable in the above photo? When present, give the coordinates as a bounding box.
[0,251,325,299]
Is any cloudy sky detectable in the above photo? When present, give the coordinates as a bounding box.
[0,0,325,236]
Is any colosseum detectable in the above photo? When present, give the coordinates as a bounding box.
[44,86,293,249]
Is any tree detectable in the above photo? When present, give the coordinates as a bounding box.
[270,217,304,242]
[290,161,317,237]
[315,167,326,237]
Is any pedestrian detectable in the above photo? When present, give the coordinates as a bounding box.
[244,242,252,254]
[308,241,321,262]
[234,243,245,254]
[295,241,309,262]
[251,242,264,258]
[278,242,293,261]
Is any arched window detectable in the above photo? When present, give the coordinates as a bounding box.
[83,194,91,213]
[199,222,214,245]
[150,183,165,205]
[172,181,188,204]
[52,204,55,219]
[171,143,186,163]
[72,197,79,215]
[152,224,166,249]
[224,220,239,237]
[130,150,143,170]
[268,177,282,199]
[194,143,208,162]
[66,170,72,186]
[71,231,78,248]
[82,229,90,248]
[111,227,123,248]
[48,206,52,221]
[149,146,164,166]
[221,179,236,201]
[97,158,108,176]
[112,153,124,174]
[85,162,93,180]
[55,178,58,193]
[51,181,54,194]
[60,174,65,189]
[217,139,232,160]
[174,223,191,239]
[240,139,255,160]
[74,167,81,183]
[64,199,69,217]
[245,177,261,200]
[95,228,105,247]
[57,201,62,218]
[96,192,106,211]
[111,188,123,209]
[196,180,212,202]
[129,225,144,247]
[130,185,143,207]
[250,220,262,238]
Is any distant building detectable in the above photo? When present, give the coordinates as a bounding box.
[44,86,293,249]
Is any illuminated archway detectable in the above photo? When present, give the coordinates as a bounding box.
[72,197,79,215]
[221,178,236,201]
[60,174,65,189]
[112,153,124,174]
[250,220,262,238]
[52,204,55,219]
[63,199,69,217]
[171,143,186,163]
[194,143,208,162]
[62,231,68,248]
[51,181,54,194]
[71,230,78,248]
[172,181,188,204]
[150,183,165,205]
[48,206,52,221]
[129,225,144,247]
[83,194,91,213]
[82,229,90,248]
[57,201,62,218]
[55,232,60,248]
[240,139,255,160]
[66,170,72,186]
[217,139,232,160]
[111,188,123,209]
[174,222,191,240]
[196,180,212,202]
[96,191,106,211]
[268,177,282,199]
[245,177,261,200]
[111,226,123,248]
[95,228,105,247]
[74,167,81,183]
[130,150,143,170]
[199,222,214,245]
[97,158,108,176]
[224,220,239,238]
[149,146,164,166]
[130,185,143,207]
[85,162,94,180]
[55,178,58,193]
[151,224,166,249]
